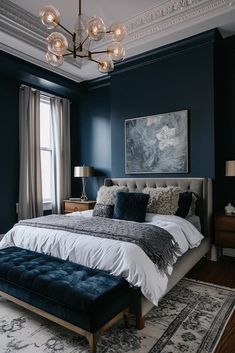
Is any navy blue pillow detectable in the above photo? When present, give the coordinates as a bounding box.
[113,192,150,222]
[175,192,192,218]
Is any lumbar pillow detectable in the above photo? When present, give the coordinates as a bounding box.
[175,192,193,218]
[96,185,129,205]
[93,203,114,218]
[143,186,180,214]
[113,192,150,222]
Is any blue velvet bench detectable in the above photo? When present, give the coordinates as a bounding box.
[0,247,130,353]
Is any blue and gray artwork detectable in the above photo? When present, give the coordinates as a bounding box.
[125,110,188,173]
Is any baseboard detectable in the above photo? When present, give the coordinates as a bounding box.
[223,248,235,257]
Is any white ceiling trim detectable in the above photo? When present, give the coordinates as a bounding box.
[0,0,235,82]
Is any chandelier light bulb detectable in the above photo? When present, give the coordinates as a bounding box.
[47,32,68,56]
[110,22,127,42]
[45,51,64,67]
[107,42,125,61]
[39,5,60,29]
[98,57,114,73]
[87,17,106,41]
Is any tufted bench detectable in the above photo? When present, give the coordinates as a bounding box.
[0,247,130,353]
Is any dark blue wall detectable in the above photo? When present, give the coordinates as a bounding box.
[71,83,111,200]
[76,30,218,200]
[111,43,215,178]
[0,76,19,232]
[0,51,80,233]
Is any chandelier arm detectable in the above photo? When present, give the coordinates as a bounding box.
[80,35,89,47]
[89,57,101,64]
[79,0,82,16]
[90,50,108,55]
[76,55,89,58]
[57,22,74,37]
[63,52,74,57]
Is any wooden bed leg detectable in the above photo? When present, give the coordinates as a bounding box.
[87,332,99,353]
[136,315,145,330]
[124,312,129,328]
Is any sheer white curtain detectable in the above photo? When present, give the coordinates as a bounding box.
[18,86,43,220]
[50,97,71,214]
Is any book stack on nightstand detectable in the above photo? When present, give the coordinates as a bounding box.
[63,200,96,214]
[215,213,235,255]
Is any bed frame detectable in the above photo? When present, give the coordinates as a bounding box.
[104,177,213,328]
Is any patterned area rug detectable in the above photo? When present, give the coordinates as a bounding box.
[0,278,234,353]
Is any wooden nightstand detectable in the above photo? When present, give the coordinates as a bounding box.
[63,200,96,214]
[215,213,235,254]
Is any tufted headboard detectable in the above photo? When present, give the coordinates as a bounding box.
[104,178,212,239]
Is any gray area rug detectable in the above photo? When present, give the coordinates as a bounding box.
[0,278,234,353]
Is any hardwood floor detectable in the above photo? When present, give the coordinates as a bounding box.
[187,256,235,353]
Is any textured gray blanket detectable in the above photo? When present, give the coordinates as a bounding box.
[19,215,180,274]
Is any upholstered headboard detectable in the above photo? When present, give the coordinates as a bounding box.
[104,178,212,239]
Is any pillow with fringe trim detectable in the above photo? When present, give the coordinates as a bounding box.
[143,186,180,214]
[96,185,129,205]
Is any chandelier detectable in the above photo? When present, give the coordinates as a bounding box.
[39,0,127,74]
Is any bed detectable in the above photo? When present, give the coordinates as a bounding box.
[0,177,212,328]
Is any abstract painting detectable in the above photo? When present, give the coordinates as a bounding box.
[125,110,188,173]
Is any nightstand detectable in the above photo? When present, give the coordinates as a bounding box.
[63,200,96,214]
[215,213,235,254]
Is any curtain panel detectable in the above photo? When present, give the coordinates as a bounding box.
[50,97,71,214]
[18,86,43,220]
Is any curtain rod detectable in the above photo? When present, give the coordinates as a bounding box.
[20,84,71,102]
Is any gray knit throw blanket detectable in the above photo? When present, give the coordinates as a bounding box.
[19,215,181,274]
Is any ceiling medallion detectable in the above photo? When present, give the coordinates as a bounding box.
[39,0,127,74]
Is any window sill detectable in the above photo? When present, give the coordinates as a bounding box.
[43,201,52,211]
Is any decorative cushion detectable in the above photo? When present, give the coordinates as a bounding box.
[143,187,180,215]
[187,193,198,216]
[96,185,129,205]
[113,192,150,222]
[175,192,192,218]
[93,204,114,218]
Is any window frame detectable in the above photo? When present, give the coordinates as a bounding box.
[40,95,53,210]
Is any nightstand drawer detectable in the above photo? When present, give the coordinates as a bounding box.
[215,215,235,232]
[215,230,235,248]
[63,201,96,213]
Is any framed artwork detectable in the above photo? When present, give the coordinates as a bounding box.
[125,110,188,174]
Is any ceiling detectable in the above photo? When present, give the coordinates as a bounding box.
[1,0,235,83]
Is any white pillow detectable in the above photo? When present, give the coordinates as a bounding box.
[96,185,129,205]
[143,186,180,215]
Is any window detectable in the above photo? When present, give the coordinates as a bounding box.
[40,96,52,208]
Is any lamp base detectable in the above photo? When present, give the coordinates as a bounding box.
[80,177,88,201]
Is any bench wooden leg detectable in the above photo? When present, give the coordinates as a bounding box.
[136,315,145,330]
[87,332,99,353]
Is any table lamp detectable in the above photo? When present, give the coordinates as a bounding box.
[74,165,94,201]
[225,160,235,176]
[225,161,235,214]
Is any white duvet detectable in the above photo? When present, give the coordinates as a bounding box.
[0,212,204,306]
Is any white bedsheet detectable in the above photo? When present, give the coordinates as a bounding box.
[0,212,204,306]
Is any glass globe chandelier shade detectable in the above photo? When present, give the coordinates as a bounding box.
[110,22,127,42]
[39,5,60,29]
[98,57,114,73]
[87,17,106,41]
[107,42,125,61]
[47,32,68,56]
[39,0,127,74]
[45,51,64,67]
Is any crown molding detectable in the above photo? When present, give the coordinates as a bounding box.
[125,0,233,43]
[0,0,234,82]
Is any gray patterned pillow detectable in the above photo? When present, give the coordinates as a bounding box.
[96,185,129,205]
[93,204,114,218]
[143,186,180,214]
